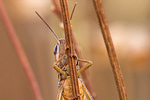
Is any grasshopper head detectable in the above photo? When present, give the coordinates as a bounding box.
[54,38,66,60]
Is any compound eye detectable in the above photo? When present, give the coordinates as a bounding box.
[53,44,58,55]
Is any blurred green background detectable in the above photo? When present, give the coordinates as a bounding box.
[0,0,150,100]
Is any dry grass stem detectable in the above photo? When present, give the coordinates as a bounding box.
[92,0,128,100]
[59,0,80,99]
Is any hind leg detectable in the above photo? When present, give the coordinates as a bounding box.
[82,84,94,100]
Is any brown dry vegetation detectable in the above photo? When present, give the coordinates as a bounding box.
[0,0,150,100]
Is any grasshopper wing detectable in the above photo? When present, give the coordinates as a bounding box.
[57,85,63,100]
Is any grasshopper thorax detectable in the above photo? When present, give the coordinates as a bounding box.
[54,38,79,71]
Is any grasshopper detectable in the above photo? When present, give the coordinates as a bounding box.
[53,38,93,100]
[35,10,94,100]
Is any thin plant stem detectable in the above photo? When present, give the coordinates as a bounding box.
[92,0,128,100]
[0,1,43,100]
[59,0,80,99]
[51,0,96,99]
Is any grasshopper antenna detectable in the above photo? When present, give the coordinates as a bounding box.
[35,11,60,43]
[70,2,77,20]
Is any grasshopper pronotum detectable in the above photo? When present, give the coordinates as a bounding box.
[35,11,94,100]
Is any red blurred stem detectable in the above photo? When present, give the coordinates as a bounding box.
[0,1,43,100]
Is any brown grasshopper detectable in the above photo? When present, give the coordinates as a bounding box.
[35,11,94,100]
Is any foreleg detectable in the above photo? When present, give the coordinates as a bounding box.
[77,59,93,74]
